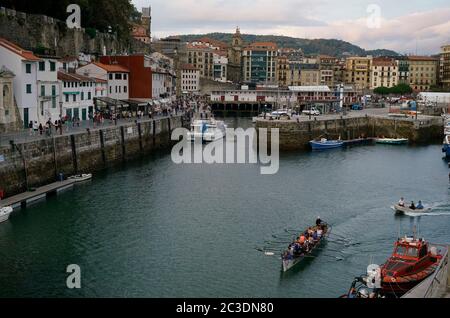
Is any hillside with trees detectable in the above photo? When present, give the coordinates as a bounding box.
[174,33,399,57]
[0,0,140,40]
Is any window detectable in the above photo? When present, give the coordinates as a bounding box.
[73,95,76,102]
[88,92,91,100]
[81,92,84,100]
[26,84,32,94]
[124,74,127,80]
[124,86,127,93]
[41,85,45,97]
[26,64,32,74]
[50,62,56,72]
[115,73,122,80]
[65,94,69,102]
[39,61,45,71]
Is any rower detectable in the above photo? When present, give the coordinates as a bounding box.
[409,201,416,210]
[316,216,322,227]
[416,201,424,210]
[398,198,405,207]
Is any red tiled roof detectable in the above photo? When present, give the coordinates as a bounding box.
[181,63,199,71]
[407,56,439,62]
[0,38,41,61]
[92,61,130,73]
[372,57,397,66]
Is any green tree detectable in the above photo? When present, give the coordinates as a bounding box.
[374,87,391,95]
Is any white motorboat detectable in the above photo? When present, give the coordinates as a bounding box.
[68,173,93,182]
[0,206,13,224]
[187,119,227,142]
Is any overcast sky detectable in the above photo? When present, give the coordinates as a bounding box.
[131,0,450,54]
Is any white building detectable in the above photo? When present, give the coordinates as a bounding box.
[181,64,200,94]
[58,71,100,121]
[0,38,59,125]
[152,70,174,99]
[57,56,79,72]
[76,62,129,101]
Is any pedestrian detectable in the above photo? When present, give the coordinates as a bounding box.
[38,123,43,135]
[33,121,39,135]
[29,121,33,136]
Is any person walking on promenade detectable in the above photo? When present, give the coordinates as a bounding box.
[33,121,39,135]
[38,123,43,135]
[29,121,34,136]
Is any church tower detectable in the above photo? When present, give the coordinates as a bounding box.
[227,27,244,83]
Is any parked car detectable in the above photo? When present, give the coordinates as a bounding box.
[352,104,363,110]
[302,107,321,116]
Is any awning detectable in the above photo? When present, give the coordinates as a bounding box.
[63,92,80,95]
[94,97,129,108]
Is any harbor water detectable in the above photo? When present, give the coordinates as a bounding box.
[0,118,449,298]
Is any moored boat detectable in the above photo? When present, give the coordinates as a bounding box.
[68,173,93,182]
[442,134,450,158]
[380,236,443,296]
[187,119,227,142]
[375,138,409,145]
[281,221,330,272]
[310,139,344,150]
[0,206,13,224]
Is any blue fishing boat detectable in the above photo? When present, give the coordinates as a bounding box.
[310,138,344,150]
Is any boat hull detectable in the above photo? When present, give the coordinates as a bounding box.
[442,136,450,158]
[382,263,438,296]
[376,138,409,145]
[0,206,13,224]
[310,141,344,150]
[393,205,430,214]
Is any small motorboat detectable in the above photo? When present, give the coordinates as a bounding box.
[68,174,93,182]
[0,206,13,224]
[310,138,344,150]
[380,236,444,296]
[187,119,227,142]
[375,138,409,145]
[281,222,330,272]
[393,204,431,215]
[442,134,450,158]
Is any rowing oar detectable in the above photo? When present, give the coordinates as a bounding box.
[302,254,344,261]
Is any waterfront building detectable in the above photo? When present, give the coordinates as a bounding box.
[440,45,450,89]
[58,71,97,121]
[0,38,60,126]
[286,63,321,87]
[276,55,289,87]
[318,55,338,87]
[99,55,152,100]
[345,56,373,91]
[370,57,399,89]
[397,56,410,85]
[76,62,130,101]
[407,56,438,91]
[0,66,21,132]
[227,27,244,83]
[242,42,278,84]
[181,64,200,94]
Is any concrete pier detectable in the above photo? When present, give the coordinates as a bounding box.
[0,179,77,209]
[0,116,183,198]
[255,109,444,151]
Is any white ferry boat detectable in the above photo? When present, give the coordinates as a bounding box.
[187,119,227,142]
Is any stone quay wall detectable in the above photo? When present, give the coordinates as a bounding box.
[256,115,444,151]
[0,116,182,198]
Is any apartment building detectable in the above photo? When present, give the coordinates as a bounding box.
[181,64,200,94]
[187,43,215,79]
[345,56,372,91]
[407,56,438,91]
[370,57,399,89]
[441,45,450,89]
[242,42,278,84]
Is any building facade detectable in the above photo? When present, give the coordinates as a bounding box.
[0,66,21,132]
[0,38,59,126]
[213,52,228,83]
[345,56,372,91]
[227,28,244,83]
[181,64,200,94]
[242,42,278,84]
[407,56,438,92]
[441,45,450,89]
[370,57,399,89]
[186,43,215,79]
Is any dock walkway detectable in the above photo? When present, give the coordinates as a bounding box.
[0,179,77,209]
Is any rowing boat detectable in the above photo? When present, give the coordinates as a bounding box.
[281,223,330,272]
[375,138,409,145]
[393,205,431,214]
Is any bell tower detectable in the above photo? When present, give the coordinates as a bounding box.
[232,27,243,48]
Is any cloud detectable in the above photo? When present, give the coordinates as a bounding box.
[133,0,450,54]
